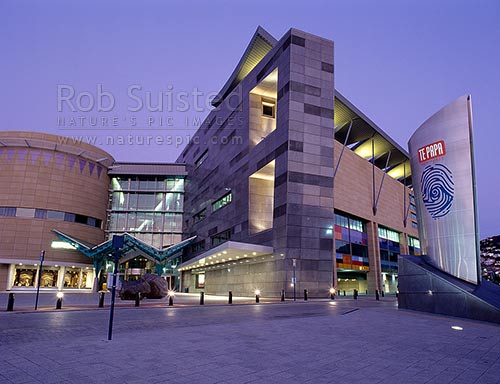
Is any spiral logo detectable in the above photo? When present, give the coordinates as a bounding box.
[421,163,454,219]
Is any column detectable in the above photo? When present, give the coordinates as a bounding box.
[57,266,66,290]
[366,221,381,294]
[78,269,83,289]
[6,264,15,290]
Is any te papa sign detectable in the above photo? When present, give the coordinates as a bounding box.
[418,140,446,163]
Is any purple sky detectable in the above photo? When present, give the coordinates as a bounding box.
[1,0,499,237]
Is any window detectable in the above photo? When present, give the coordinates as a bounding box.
[379,227,400,272]
[335,240,350,254]
[349,218,364,233]
[75,214,87,224]
[409,236,421,256]
[191,240,205,253]
[47,210,65,220]
[112,192,127,210]
[212,192,232,212]
[262,99,275,118]
[165,193,183,211]
[412,221,418,229]
[378,227,400,242]
[34,209,47,219]
[334,213,349,229]
[0,207,16,217]
[16,208,35,218]
[193,208,206,224]
[351,243,368,258]
[211,229,231,246]
[195,149,208,167]
[408,237,420,249]
[410,212,417,221]
[64,212,75,222]
[139,178,157,190]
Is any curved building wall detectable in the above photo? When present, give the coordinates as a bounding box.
[408,95,480,284]
[0,131,114,290]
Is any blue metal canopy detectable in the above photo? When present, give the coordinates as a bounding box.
[52,229,196,276]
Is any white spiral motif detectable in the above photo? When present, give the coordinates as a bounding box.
[421,163,454,219]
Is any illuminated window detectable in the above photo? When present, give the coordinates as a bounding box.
[378,227,400,242]
[349,218,364,233]
[408,237,420,248]
[409,236,421,256]
[212,192,232,212]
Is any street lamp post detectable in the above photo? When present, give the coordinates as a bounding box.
[108,235,124,341]
[34,250,45,310]
[292,258,297,302]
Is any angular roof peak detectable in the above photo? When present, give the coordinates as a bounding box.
[211,26,277,107]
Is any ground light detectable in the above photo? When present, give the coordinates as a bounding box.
[56,291,64,309]
[329,287,336,300]
[451,326,464,331]
[255,289,260,303]
[168,290,175,306]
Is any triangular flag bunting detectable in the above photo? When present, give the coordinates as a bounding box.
[30,150,41,165]
[43,152,53,167]
[79,159,87,173]
[18,149,27,162]
[55,153,65,169]
[68,155,76,171]
[7,149,15,161]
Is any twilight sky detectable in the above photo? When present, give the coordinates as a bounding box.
[1,0,499,237]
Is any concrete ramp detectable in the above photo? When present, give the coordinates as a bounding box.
[398,255,500,324]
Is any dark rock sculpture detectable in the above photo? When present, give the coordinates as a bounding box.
[119,274,168,299]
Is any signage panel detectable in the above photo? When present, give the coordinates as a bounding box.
[408,95,480,284]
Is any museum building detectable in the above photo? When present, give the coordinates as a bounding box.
[0,27,420,297]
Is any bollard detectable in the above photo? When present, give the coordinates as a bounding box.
[343,290,346,296]
[7,292,14,311]
[98,291,105,308]
[255,293,260,303]
[228,291,233,304]
[304,289,308,301]
[375,289,380,301]
[168,295,174,306]
[135,293,140,307]
[56,298,62,309]
[329,288,335,300]
[381,290,385,298]
[200,292,205,305]
[366,289,368,295]
[396,290,399,298]
[280,289,285,302]
[353,289,358,300]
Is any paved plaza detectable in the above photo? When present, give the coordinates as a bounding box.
[0,295,499,384]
